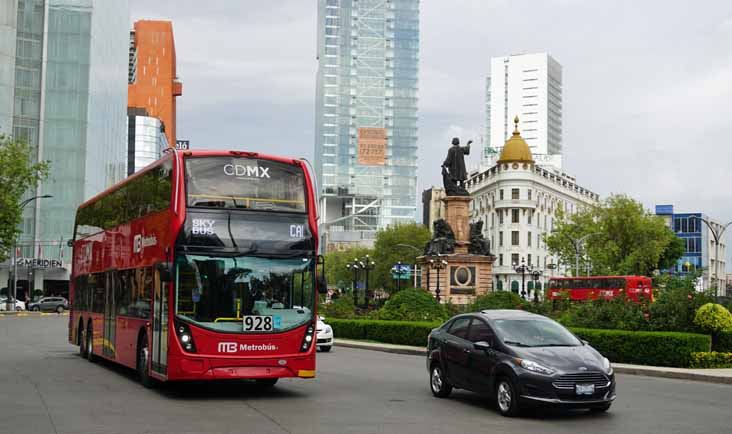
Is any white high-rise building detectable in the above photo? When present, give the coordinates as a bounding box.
[484,53,563,169]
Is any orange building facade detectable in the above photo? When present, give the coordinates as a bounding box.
[128,20,182,146]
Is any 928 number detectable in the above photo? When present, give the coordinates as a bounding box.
[243,316,273,331]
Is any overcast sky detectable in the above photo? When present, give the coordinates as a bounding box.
[130,0,732,261]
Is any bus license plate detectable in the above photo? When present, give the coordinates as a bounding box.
[243,315,273,331]
[576,383,595,395]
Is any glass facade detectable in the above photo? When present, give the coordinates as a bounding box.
[2,0,128,263]
[315,0,419,246]
[127,114,167,175]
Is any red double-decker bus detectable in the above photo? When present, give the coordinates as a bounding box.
[546,276,653,302]
[68,150,325,387]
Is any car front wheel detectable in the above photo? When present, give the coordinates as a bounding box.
[429,364,452,398]
[496,377,521,417]
[56,305,64,314]
[32,306,40,312]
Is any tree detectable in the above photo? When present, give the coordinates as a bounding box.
[371,223,432,293]
[324,246,374,292]
[0,135,50,262]
[545,195,683,277]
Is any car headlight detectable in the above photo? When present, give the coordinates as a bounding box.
[602,357,613,374]
[325,326,332,334]
[517,358,556,375]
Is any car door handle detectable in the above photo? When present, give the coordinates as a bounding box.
[463,348,471,354]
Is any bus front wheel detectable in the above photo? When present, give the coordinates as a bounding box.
[86,322,96,363]
[78,320,87,357]
[137,333,155,388]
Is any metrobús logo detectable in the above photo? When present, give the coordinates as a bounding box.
[133,233,158,253]
[218,342,279,353]
[223,164,271,179]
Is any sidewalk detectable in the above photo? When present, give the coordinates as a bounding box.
[334,338,732,385]
[0,310,68,317]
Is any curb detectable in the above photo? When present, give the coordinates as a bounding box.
[334,340,732,385]
[0,311,69,317]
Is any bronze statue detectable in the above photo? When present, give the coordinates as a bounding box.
[424,219,456,255]
[468,221,491,256]
[442,137,472,196]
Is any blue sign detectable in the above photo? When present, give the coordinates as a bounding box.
[391,264,412,279]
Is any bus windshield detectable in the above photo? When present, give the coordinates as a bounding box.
[175,254,315,333]
[185,156,306,212]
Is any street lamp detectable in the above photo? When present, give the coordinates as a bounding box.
[428,256,448,303]
[560,232,601,277]
[345,259,361,304]
[393,261,409,292]
[691,216,732,297]
[359,255,375,307]
[531,270,542,303]
[513,257,532,299]
[7,194,52,311]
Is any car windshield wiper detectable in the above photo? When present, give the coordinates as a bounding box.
[503,340,531,347]
[534,343,578,347]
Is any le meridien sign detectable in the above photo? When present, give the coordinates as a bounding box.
[16,258,64,269]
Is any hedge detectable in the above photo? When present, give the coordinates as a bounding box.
[329,319,711,367]
[569,328,710,368]
[690,352,732,369]
[713,332,732,353]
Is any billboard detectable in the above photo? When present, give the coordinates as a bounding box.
[357,128,386,165]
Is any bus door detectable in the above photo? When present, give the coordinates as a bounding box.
[151,269,169,376]
[103,271,116,358]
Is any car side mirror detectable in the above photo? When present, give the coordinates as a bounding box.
[581,339,589,345]
[156,262,174,282]
[316,255,328,294]
[474,341,492,351]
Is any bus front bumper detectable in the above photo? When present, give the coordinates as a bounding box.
[168,355,316,381]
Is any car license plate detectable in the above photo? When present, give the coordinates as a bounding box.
[243,315,273,331]
[576,383,595,395]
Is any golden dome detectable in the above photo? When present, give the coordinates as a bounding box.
[497,116,534,164]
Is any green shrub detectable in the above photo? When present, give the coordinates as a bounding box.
[377,288,446,322]
[319,295,357,319]
[328,318,710,368]
[648,275,714,332]
[560,297,649,331]
[694,303,732,334]
[689,352,732,369]
[469,291,528,311]
[328,318,440,347]
[571,328,710,367]
[713,332,732,352]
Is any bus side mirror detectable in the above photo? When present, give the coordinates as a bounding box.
[67,239,74,247]
[317,255,328,294]
[156,262,174,282]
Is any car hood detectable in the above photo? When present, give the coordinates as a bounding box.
[511,345,606,373]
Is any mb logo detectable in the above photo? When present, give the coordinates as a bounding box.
[218,342,237,353]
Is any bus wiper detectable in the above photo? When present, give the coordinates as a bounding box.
[504,340,531,347]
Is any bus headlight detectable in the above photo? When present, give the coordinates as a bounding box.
[175,321,197,353]
[300,323,315,352]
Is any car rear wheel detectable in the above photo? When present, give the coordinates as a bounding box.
[590,403,612,413]
[14,305,21,311]
[496,377,521,417]
[32,306,40,312]
[86,322,96,363]
[429,364,452,398]
[137,333,155,388]
[56,305,64,314]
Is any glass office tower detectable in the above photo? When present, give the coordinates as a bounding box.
[0,0,128,297]
[314,0,419,251]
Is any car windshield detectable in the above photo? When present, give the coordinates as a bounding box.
[493,318,582,347]
[175,254,315,333]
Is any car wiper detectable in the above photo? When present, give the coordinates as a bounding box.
[534,343,578,347]
[504,340,531,347]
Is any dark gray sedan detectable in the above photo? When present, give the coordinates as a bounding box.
[427,309,616,417]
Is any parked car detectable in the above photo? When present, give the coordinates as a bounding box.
[427,310,615,417]
[27,297,68,313]
[0,297,25,311]
[316,316,333,352]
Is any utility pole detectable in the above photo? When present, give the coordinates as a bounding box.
[693,217,731,297]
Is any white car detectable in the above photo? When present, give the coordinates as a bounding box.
[316,316,333,352]
[0,298,26,311]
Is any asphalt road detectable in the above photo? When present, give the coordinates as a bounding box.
[1,315,730,434]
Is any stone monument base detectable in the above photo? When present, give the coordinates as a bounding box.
[418,253,494,305]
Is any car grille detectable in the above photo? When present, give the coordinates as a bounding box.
[552,372,611,390]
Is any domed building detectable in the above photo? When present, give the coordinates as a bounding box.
[466,117,600,299]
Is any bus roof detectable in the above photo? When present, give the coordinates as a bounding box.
[77,149,306,210]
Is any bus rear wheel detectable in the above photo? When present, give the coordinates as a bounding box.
[137,333,155,388]
[78,321,87,357]
[86,322,96,363]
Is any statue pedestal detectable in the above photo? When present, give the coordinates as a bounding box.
[418,253,495,305]
[420,195,495,304]
[442,196,471,254]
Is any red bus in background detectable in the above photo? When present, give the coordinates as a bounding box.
[546,276,653,302]
[69,150,325,387]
